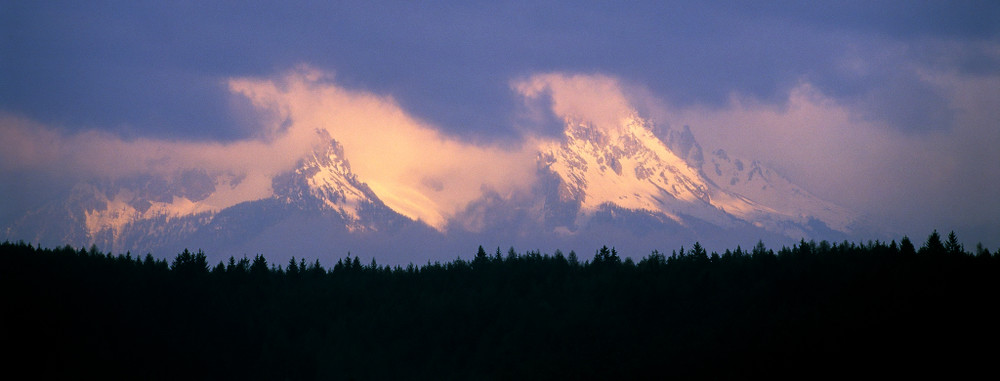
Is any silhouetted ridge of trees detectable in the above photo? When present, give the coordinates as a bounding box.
[3,230,998,379]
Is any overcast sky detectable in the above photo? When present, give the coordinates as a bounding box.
[2,1,998,247]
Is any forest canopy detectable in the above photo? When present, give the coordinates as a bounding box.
[2,231,997,379]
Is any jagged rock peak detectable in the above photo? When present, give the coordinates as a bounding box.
[664,125,704,168]
[271,129,384,229]
[304,129,352,174]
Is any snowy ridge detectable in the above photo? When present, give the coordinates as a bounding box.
[703,148,854,232]
[75,129,384,245]
[539,116,711,223]
[274,129,384,231]
[537,114,857,237]
[80,171,252,242]
[84,194,207,244]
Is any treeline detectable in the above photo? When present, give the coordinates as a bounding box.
[2,231,998,379]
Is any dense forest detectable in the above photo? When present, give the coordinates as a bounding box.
[3,231,998,379]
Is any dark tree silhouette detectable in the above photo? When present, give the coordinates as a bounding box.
[921,230,946,256]
[945,231,964,256]
[2,231,997,379]
[900,236,916,256]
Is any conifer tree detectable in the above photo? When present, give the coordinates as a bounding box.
[752,240,770,258]
[475,246,489,265]
[900,236,916,256]
[250,254,269,276]
[945,231,964,256]
[975,243,991,258]
[921,230,945,256]
[691,242,708,262]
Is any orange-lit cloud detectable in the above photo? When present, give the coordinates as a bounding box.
[1,66,541,231]
[514,73,635,135]
[0,113,287,213]
[513,69,1000,237]
[3,65,996,239]
[644,76,1000,235]
[229,66,539,230]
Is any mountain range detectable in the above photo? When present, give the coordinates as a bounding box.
[4,115,867,265]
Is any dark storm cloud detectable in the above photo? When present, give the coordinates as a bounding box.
[742,1,1000,41]
[5,1,994,140]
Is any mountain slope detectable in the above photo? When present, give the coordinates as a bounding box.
[535,115,856,239]
[5,120,862,262]
[4,129,422,258]
[702,148,854,233]
[271,129,400,232]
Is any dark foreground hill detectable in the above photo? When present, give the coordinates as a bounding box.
[3,231,998,379]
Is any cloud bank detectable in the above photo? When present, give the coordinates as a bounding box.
[645,72,1000,240]
[3,63,998,246]
[228,67,539,229]
[1,66,540,231]
[513,68,999,243]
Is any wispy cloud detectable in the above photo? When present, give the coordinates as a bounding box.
[0,113,288,213]
[644,72,1000,237]
[513,73,636,134]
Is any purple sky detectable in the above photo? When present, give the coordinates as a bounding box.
[2,1,999,247]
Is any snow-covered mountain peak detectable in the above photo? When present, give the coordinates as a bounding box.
[271,129,384,230]
[537,114,858,238]
[540,115,714,222]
